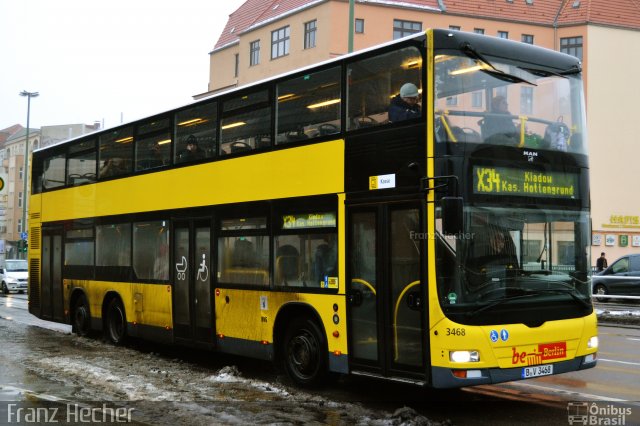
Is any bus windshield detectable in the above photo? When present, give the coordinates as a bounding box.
[434,53,587,155]
[437,207,591,318]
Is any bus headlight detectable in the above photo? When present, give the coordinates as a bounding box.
[449,350,480,363]
[587,336,599,349]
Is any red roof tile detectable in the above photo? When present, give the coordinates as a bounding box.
[213,0,442,51]
[0,124,23,144]
[213,0,640,51]
[558,0,640,30]
[443,0,563,26]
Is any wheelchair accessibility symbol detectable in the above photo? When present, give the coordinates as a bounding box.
[197,254,209,282]
[176,256,187,280]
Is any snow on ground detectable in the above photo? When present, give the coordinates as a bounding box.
[20,334,440,425]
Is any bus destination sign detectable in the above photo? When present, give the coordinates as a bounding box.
[473,166,579,199]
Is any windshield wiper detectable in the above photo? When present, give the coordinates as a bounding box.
[467,291,537,318]
[467,287,591,317]
[459,42,537,86]
[529,288,592,309]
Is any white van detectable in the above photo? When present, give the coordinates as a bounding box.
[0,259,28,294]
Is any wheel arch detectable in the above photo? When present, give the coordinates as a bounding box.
[273,302,327,366]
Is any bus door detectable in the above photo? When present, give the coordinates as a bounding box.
[347,200,429,381]
[172,219,214,346]
[40,227,64,322]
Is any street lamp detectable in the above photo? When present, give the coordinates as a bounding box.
[19,90,39,259]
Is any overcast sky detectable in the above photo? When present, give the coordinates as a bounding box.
[0,0,246,131]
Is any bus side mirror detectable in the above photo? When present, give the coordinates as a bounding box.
[441,197,464,236]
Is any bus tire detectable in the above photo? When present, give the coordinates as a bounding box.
[72,294,91,337]
[282,317,328,387]
[105,298,127,345]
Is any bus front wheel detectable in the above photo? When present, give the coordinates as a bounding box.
[105,298,127,345]
[282,317,328,387]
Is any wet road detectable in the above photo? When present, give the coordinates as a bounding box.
[0,293,638,425]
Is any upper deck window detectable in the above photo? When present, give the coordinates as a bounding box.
[175,102,217,164]
[42,154,66,190]
[135,118,171,171]
[434,53,587,155]
[276,66,341,144]
[346,46,423,130]
[67,139,97,186]
[99,126,134,179]
[220,90,271,155]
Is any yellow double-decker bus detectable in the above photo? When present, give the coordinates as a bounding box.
[28,29,597,388]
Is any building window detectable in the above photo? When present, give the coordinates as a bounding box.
[393,19,421,39]
[271,26,290,59]
[449,25,461,31]
[304,20,317,49]
[522,34,534,44]
[17,219,22,234]
[19,166,23,180]
[18,192,23,208]
[474,28,485,34]
[234,53,239,78]
[560,36,583,61]
[472,91,483,108]
[498,31,509,39]
[521,86,533,114]
[446,96,458,106]
[355,18,364,34]
[250,40,260,66]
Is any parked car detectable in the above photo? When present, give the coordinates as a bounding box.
[0,259,28,294]
[592,253,640,299]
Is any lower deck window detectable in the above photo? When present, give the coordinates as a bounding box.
[133,221,169,281]
[218,236,269,285]
[274,233,337,288]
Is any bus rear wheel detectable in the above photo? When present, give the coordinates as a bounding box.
[282,317,328,387]
[105,298,127,345]
[72,294,91,336]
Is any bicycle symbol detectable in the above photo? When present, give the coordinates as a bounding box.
[176,256,188,280]
[197,254,209,282]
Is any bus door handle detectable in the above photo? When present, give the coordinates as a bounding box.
[348,290,363,306]
[406,291,422,311]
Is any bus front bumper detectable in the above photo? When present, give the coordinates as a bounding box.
[431,354,597,388]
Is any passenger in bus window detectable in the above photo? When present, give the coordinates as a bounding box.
[177,135,205,162]
[100,157,127,178]
[315,235,337,286]
[388,83,421,123]
[138,142,167,170]
[480,96,518,144]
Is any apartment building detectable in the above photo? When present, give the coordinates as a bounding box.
[204,0,640,264]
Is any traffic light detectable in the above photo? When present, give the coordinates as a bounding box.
[17,240,28,253]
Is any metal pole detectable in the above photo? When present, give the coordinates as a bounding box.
[348,0,355,53]
[19,90,38,259]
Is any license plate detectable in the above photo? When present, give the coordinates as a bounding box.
[521,364,553,379]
